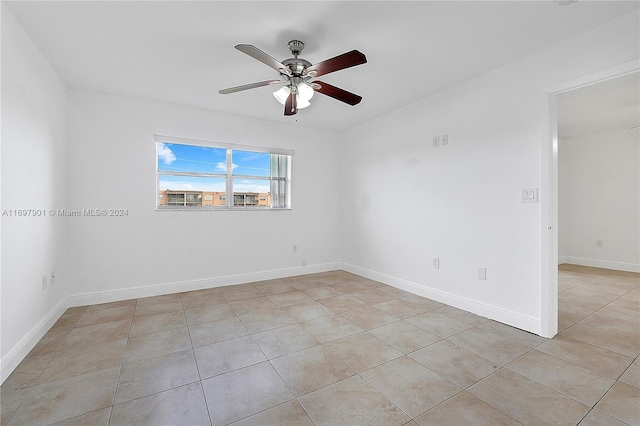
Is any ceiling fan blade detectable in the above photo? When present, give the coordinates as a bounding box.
[305,50,367,77]
[235,44,292,76]
[313,81,362,106]
[284,92,297,116]
[218,80,281,94]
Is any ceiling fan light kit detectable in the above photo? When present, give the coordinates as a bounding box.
[219,40,367,116]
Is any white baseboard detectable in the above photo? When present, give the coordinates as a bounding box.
[340,262,542,336]
[1,262,340,385]
[1,298,68,384]
[67,262,341,307]
[559,256,639,273]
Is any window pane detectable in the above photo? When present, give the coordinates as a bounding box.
[232,150,270,177]
[158,143,227,174]
[270,154,289,208]
[156,138,291,210]
[270,154,288,178]
[232,178,270,207]
[270,178,287,209]
[158,176,226,208]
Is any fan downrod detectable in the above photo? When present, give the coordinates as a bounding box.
[283,40,311,75]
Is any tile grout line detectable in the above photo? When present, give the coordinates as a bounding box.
[106,302,137,426]
[177,294,217,426]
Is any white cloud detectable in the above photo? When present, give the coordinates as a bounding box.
[157,143,176,165]
[215,162,238,173]
[159,179,225,192]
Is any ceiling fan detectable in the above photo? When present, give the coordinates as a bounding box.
[218,40,367,116]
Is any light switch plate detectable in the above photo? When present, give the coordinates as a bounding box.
[521,188,538,203]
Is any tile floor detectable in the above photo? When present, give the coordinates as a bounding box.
[1,266,638,425]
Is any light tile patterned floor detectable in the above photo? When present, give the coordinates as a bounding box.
[1,266,638,425]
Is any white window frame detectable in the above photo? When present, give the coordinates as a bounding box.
[155,135,293,211]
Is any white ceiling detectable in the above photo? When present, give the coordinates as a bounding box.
[6,1,639,132]
[558,72,640,140]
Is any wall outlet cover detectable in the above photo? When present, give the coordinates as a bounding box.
[478,267,487,280]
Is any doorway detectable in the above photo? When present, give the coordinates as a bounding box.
[540,60,639,338]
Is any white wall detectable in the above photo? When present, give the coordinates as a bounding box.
[559,127,640,272]
[64,91,342,303]
[1,3,68,379]
[339,12,639,335]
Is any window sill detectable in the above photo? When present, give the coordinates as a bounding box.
[156,207,291,211]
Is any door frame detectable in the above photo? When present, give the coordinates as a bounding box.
[539,59,639,338]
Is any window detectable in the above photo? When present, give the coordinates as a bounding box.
[156,135,292,210]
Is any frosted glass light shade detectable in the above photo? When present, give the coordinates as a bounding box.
[298,83,314,101]
[297,97,311,109]
[273,86,291,105]
[273,84,313,109]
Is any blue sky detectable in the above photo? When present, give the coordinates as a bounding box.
[157,143,270,193]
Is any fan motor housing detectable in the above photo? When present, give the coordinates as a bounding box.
[282,57,311,76]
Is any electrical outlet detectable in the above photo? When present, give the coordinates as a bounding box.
[441,134,449,145]
[596,240,603,248]
[51,271,56,285]
[42,274,48,291]
[478,267,487,280]
[432,136,440,148]
[301,259,307,266]
[433,257,440,269]
[292,245,298,253]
